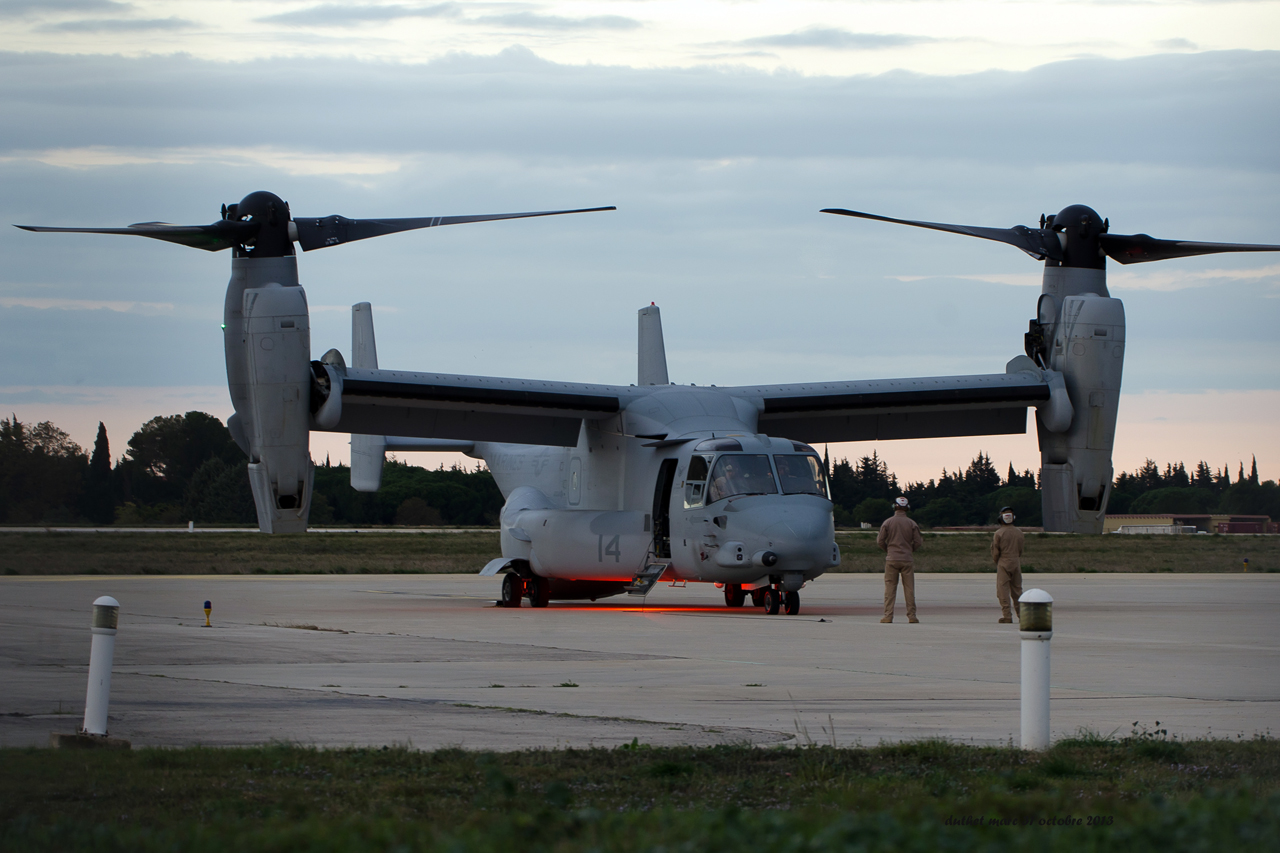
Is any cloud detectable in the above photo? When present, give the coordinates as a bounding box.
[892,273,1043,287]
[0,296,175,313]
[0,0,128,18]
[258,3,460,25]
[259,2,461,26]
[1155,38,1198,51]
[474,12,642,31]
[0,48,1274,173]
[38,17,193,32]
[1109,262,1280,292]
[258,4,639,31]
[4,145,404,176]
[739,27,936,51]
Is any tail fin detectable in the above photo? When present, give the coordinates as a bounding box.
[349,302,386,492]
[637,303,669,386]
[352,302,378,369]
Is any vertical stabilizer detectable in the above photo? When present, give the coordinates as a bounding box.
[637,303,669,386]
[349,302,387,492]
[352,302,378,369]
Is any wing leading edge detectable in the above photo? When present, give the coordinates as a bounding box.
[729,370,1053,444]
[316,363,1055,447]
[321,367,634,446]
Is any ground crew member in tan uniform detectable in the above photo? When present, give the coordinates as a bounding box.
[991,506,1024,623]
[877,496,923,623]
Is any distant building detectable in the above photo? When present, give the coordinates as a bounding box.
[1104,514,1276,534]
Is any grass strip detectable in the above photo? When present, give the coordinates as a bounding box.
[2,529,1275,575]
[2,736,1277,851]
[0,531,500,575]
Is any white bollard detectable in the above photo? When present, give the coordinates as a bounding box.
[82,596,120,736]
[1018,588,1053,750]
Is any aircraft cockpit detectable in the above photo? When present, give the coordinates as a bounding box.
[682,437,830,509]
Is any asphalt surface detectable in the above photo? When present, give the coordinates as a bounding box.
[2,573,1275,750]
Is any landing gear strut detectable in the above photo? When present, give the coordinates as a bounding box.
[724,583,746,607]
[761,587,800,615]
[526,575,551,608]
[501,573,524,608]
[763,588,781,615]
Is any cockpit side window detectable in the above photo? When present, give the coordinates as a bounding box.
[707,454,777,503]
[684,454,713,508]
[773,454,829,498]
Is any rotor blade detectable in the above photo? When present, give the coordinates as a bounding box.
[1100,232,1280,265]
[14,220,258,252]
[821,208,1060,261]
[293,206,617,252]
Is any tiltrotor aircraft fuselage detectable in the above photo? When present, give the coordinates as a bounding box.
[19,192,1280,613]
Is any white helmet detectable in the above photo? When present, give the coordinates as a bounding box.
[894,497,910,510]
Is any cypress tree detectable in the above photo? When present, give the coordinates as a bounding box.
[89,423,110,481]
[82,422,115,524]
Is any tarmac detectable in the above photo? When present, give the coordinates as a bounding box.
[1,573,1276,750]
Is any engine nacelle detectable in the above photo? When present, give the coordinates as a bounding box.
[1036,286,1125,534]
[240,283,314,532]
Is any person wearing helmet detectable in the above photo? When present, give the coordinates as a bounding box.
[876,496,923,623]
[991,506,1025,624]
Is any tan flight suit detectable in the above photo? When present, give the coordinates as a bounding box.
[991,523,1025,620]
[877,509,923,622]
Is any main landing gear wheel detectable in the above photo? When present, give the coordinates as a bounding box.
[763,588,781,615]
[750,589,766,608]
[526,575,551,608]
[501,573,524,608]
[724,584,746,607]
[784,590,800,615]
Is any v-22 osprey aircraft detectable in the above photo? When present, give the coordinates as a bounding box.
[20,193,1280,613]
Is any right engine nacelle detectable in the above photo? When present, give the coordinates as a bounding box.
[1036,291,1125,534]
[240,283,314,533]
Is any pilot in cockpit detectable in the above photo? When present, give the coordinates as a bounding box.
[710,460,746,502]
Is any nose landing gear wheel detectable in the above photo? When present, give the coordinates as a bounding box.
[501,573,524,608]
[526,575,551,608]
[783,590,800,615]
[724,584,746,607]
[763,588,781,615]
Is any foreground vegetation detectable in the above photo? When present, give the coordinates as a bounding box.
[2,735,1276,851]
[0,529,1275,575]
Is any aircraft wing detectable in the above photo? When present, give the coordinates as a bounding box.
[317,367,635,446]
[725,370,1052,444]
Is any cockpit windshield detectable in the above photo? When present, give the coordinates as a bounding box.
[707,454,777,503]
[773,454,829,498]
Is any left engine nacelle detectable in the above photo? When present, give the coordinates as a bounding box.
[242,284,314,533]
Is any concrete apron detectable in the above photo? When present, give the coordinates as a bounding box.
[1,573,1275,750]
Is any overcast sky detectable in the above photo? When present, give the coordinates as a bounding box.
[1,1,1277,483]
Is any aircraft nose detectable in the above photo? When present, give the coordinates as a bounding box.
[737,497,834,570]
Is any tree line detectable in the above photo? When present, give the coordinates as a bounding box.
[1,412,1275,528]
[827,450,1043,527]
[0,413,501,527]
[826,450,1278,528]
